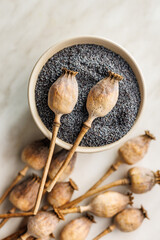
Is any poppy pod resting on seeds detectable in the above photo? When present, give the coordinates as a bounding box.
[33,68,79,214]
[60,214,95,240]
[47,70,123,193]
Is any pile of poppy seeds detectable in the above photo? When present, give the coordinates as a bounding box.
[35,44,141,147]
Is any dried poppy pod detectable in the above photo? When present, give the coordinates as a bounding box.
[93,206,148,240]
[60,214,95,240]
[60,167,160,210]
[48,149,77,181]
[22,138,50,170]
[0,138,50,207]
[9,175,40,211]
[60,191,133,218]
[0,175,40,229]
[85,71,123,127]
[20,211,59,240]
[47,179,78,207]
[48,68,79,116]
[47,70,123,193]
[87,131,155,192]
[34,68,78,214]
[128,167,160,194]
[119,131,155,165]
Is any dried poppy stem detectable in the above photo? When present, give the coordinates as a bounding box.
[59,191,133,218]
[0,177,48,228]
[93,225,116,240]
[47,71,123,192]
[1,226,27,240]
[61,166,160,209]
[0,207,16,228]
[0,166,29,205]
[93,206,148,240]
[0,138,51,207]
[88,130,155,192]
[60,178,129,209]
[88,160,122,191]
[0,211,33,219]
[34,68,78,214]
[47,125,90,192]
[33,121,60,215]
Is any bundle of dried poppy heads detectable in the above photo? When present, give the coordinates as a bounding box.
[0,68,158,240]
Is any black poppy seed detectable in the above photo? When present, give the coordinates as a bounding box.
[35,44,141,147]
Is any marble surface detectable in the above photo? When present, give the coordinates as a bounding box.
[0,0,160,239]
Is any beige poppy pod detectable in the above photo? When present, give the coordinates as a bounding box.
[9,175,40,211]
[48,68,78,116]
[114,207,148,232]
[85,71,123,127]
[48,149,77,181]
[47,179,78,207]
[21,138,50,170]
[128,167,160,194]
[93,206,148,240]
[60,214,94,240]
[80,191,133,218]
[119,131,155,165]
[20,211,59,240]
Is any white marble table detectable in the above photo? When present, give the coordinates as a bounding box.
[0,0,160,239]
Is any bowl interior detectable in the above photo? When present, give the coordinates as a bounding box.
[28,36,145,153]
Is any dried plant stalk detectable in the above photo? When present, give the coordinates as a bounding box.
[34,68,78,214]
[47,71,123,192]
[93,206,148,239]
[60,179,129,209]
[88,160,122,191]
[60,192,133,219]
[1,226,27,240]
[0,166,29,205]
[88,130,155,192]
[0,212,33,219]
[93,225,116,240]
[0,207,16,228]
[60,167,160,209]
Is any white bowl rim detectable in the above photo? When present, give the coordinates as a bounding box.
[28,35,145,153]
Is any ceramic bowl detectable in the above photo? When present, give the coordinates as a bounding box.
[28,36,145,153]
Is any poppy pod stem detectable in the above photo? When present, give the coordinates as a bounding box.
[47,70,123,193]
[33,120,61,215]
[0,207,16,228]
[34,68,79,214]
[0,211,33,219]
[60,178,130,209]
[93,224,116,240]
[88,160,122,191]
[47,124,90,193]
[1,226,27,240]
[0,166,29,205]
